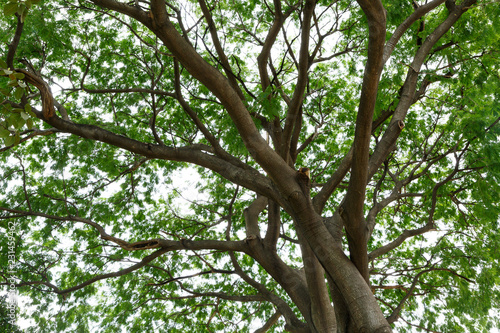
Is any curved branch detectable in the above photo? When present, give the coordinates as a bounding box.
[281,0,315,162]
[228,250,308,332]
[198,0,245,100]
[6,15,24,68]
[386,268,475,324]
[383,0,446,65]
[368,151,462,261]
[143,0,297,191]
[244,195,268,238]
[368,225,436,262]
[14,248,169,295]
[17,68,282,202]
[368,0,478,181]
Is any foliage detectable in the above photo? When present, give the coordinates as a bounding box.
[0,0,499,332]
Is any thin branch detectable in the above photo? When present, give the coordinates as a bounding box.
[254,310,282,333]
[198,0,245,100]
[281,0,315,163]
[13,248,168,296]
[387,267,474,323]
[368,0,478,182]
[383,0,446,65]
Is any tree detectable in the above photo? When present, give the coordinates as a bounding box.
[0,0,499,331]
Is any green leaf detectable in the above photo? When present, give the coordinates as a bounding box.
[0,59,7,68]
[16,3,26,17]
[4,134,16,146]
[26,118,33,129]
[0,127,10,138]
[13,86,24,99]
[3,2,18,16]
[25,104,36,117]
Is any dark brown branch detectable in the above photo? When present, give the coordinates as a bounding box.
[147,269,236,286]
[368,225,436,262]
[296,227,337,332]
[79,87,176,96]
[312,147,353,213]
[17,68,282,202]
[143,0,296,193]
[257,0,285,93]
[0,128,60,153]
[173,59,219,149]
[387,268,474,323]
[6,15,24,68]
[368,148,463,261]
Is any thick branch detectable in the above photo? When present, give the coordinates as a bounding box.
[264,200,280,247]
[341,0,386,282]
[143,0,297,192]
[298,233,337,332]
[244,195,268,238]
[343,0,386,217]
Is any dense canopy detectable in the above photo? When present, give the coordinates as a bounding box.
[1,0,499,332]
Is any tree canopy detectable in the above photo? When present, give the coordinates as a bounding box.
[1,0,499,332]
